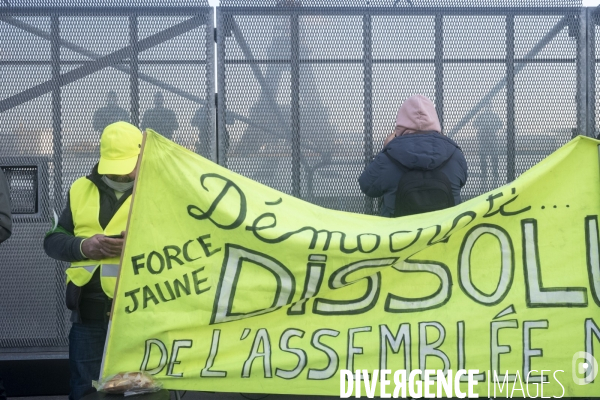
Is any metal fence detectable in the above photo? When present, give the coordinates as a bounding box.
[0,4,214,351]
[217,3,592,216]
[0,1,595,354]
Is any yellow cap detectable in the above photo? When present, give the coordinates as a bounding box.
[98,121,142,175]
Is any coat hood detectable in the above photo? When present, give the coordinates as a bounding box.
[395,95,442,135]
[384,132,460,171]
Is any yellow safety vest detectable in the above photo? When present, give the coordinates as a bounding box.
[66,177,131,298]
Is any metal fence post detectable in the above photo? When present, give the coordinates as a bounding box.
[129,15,140,127]
[434,13,444,130]
[216,9,228,166]
[50,13,67,342]
[506,14,515,182]
[290,11,301,199]
[587,7,596,138]
[577,7,587,137]
[51,15,62,208]
[362,13,373,215]
[206,8,217,162]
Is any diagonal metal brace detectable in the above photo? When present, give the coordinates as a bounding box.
[0,14,206,113]
[229,15,289,133]
[447,16,570,137]
[0,14,282,137]
[0,15,209,106]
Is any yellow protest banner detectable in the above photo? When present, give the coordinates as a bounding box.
[101,129,600,397]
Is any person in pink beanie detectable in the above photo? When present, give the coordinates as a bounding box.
[359,95,468,217]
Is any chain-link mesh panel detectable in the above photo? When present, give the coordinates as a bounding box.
[0,14,67,349]
[221,0,581,7]
[218,7,582,214]
[595,18,600,139]
[4,1,209,6]
[514,16,577,177]
[138,16,214,159]
[61,17,130,209]
[221,14,292,192]
[0,7,213,351]
[444,15,508,199]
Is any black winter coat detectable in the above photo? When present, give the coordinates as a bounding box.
[359,132,468,217]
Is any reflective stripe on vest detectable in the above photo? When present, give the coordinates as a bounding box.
[66,177,130,299]
[73,265,96,273]
[102,264,120,278]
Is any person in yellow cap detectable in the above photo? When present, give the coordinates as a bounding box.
[44,121,142,400]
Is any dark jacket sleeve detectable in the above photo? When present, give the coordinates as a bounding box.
[44,194,86,262]
[448,148,468,188]
[457,150,468,187]
[359,151,396,198]
[0,169,12,243]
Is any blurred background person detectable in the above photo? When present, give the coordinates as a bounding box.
[141,91,179,140]
[472,108,502,192]
[191,103,210,157]
[92,91,130,134]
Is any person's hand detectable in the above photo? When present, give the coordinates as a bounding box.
[383,131,396,147]
[81,233,125,260]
